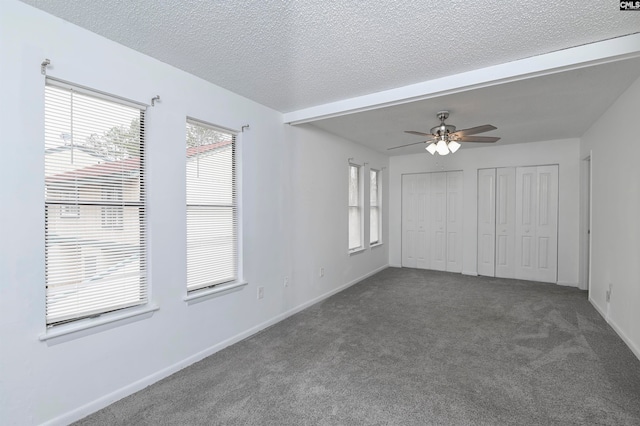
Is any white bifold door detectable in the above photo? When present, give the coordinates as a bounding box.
[477,169,497,277]
[402,173,430,269]
[477,165,558,283]
[402,171,463,272]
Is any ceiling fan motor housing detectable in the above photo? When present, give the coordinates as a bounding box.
[431,111,456,137]
[430,124,457,136]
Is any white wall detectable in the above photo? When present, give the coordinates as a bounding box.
[288,124,389,302]
[388,138,581,286]
[0,2,388,425]
[580,75,640,360]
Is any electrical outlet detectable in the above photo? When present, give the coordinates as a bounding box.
[283,276,289,288]
[319,267,325,278]
[257,286,264,300]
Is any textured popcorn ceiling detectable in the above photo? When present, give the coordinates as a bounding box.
[18,0,640,113]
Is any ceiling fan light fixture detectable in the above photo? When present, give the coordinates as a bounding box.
[436,139,449,155]
[426,142,437,155]
[448,140,461,153]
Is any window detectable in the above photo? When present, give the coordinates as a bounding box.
[44,80,147,326]
[186,119,237,292]
[370,169,381,245]
[348,164,362,251]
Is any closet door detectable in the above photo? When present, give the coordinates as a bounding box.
[515,166,538,280]
[514,165,558,282]
[446,171,463,273]
[430,172,448,271]
[535,165,558,283]
[415,173,431,269]
[477,169,496,277]
[495,167,516,279]
[402,174,430,269]
[401,175,417,268]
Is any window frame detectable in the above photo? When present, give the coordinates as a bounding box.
[348,163,364,253]
[43,78,148,328]
[370,168,382,246]
[185,117,239,294]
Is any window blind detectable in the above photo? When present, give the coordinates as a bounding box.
[348,164,361,250]
[44,81,147,326]
[186,119,237,292]
[370,169,380,244]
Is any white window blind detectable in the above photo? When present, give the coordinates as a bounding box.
[186,119,237,292]
[348,164,362,250]
[44,81,147,326]
[370,169,381,245]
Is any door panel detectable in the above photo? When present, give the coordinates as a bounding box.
[401,175,417,268]
[446,171,463,272]
[535,165,558,282]
[514,165,558,282]
[415,174,430,269]
[515,167,538,280]
[538,237,549,269]
[430,172,447,271]
[495,168,516,278]
[477,169,496,276]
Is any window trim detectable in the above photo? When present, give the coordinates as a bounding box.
[39,304,159,341]
[348,162,363,253]
[370,168,382,246]
[44,79,148,327]
[183,280,248,303]
[185,117,239,294]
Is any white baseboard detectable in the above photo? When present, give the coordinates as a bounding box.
[42,264,389,426]
[462,270,478,277]
[556,281,579,288]
[389,263,402,268]
[589,296,607,319]
[589,297,640,363]
[270,264,389,321]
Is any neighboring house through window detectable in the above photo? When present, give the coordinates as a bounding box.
[44,80,147,326]
[101,186,124,229]
[48,187,80,218]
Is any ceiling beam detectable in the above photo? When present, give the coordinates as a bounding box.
[283,33,640,125]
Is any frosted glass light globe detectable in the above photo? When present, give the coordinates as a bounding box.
[436,139,449,155]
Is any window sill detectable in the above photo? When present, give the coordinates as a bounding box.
[370,242,384,249]
[349,247,366,255]
[184,280,248,303]
[39,304,159,342]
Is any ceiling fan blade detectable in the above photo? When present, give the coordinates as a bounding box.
[457,135,501,143]
[451,125,497,137]
[387,140,430,150]
[404,130,433,137]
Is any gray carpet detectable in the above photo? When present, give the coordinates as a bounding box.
[75,268,640,425]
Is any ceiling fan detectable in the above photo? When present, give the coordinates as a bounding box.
[388,111,500,155]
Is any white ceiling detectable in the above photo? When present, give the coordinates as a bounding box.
[18,0,640,154]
